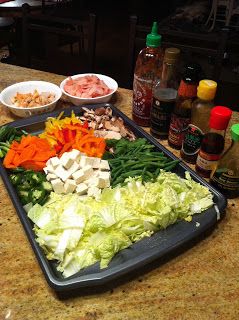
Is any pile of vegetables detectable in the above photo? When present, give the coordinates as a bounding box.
[104,138,180,187]
[39,111,106,158]
[0,125,27,158]
[9,168,52,205]
[3,135,56,171]
[28,171,213,278]
[0,107,214,278]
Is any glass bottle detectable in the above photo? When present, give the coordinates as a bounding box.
[132,22,163,127]
[195,106,232,179]
[180,79,217,164]
[168,63,201,150]
[210,124,239,199]
[150,47,180,139]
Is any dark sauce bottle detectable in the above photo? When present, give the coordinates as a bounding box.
[210,123,239,198]
[195,106,232,178]
[168,62,201,150]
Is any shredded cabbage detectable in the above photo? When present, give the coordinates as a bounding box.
[27,170,213,277]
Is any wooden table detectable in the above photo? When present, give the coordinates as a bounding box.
[0,62,239,320]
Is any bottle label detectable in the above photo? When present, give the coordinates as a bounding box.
[150,97,175,135]
[196,150,220,174]
[181,124,204,155]
[178,81,197,98]
[168,114,190,148]
[132,75,153,121]
[211,169,239,191]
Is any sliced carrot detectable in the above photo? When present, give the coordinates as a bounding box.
[3,135,56,171]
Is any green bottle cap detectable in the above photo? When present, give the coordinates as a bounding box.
[146,22,161,47]
[231,123,239,141]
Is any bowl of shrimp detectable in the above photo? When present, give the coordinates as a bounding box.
[60,73,118,106]
[0,81,62,117]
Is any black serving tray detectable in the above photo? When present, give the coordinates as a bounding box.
[0,103,227,291]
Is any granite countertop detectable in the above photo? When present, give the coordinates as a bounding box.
[0,63,239,320]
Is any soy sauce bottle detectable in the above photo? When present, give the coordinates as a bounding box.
[168,63,201,149]
[195,106,232,178]
[210,124,239,198]
[150,47,180,138]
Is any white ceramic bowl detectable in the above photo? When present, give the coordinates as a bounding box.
[60,73,118,106]
[0,81,62,117]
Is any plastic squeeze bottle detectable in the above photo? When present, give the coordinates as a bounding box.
[180,79,217,164]
[132,22,163,127]
[150,47,180,139]
[195,106,232,178]
[210,123,239,199]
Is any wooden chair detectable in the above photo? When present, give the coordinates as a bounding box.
[126,15,229,89]
[21,3,97,75]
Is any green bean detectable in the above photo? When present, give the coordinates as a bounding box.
[163,160,181,171]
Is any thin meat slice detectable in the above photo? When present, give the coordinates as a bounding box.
[64,75,113,98]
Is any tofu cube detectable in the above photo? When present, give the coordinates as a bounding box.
[82,165,94,179]
[44,164,55,174]
[46,173,58,181]
[93,177,106,189]
[54,165,72,182]
[79,156,95,168]
[51,178,65,194]
[98,171,110,188]
[68,161,81,175]
[84,172,99,186]
[49,156,61,168]
[87,186,101,198]
[64,179,76,193]
[60,152,74,169]
[76,183,88,195]
[92,157,101,169]
[69,149,81,162]
[99,160,110,171]
[72,169,85,184]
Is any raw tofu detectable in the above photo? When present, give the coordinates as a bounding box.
[51,178,65,194]
[72,169,85,184]
[43,164,55,174]
[98,171,110,187]
[68,149,82,162]
[87,186,101,198]
[76,183,88,195]
[64,179,77,193]
[82,165,94,179]
[67,161,81,175]
[46,173,58,181]
[54,165,72,182]
[79,156,95,167]
[99,160,110,171]
[48,156,61,168]
[60,152,74,169]
[91,157,101,168]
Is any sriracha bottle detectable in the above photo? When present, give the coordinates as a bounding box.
[132,22,163,127]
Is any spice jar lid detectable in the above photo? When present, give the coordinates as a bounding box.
[197,79,217,101]
[231,124,239,141]
[209,106,232,130]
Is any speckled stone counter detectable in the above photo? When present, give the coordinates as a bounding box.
[0,63,239,320]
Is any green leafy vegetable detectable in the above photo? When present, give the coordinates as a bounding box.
[27,170,213,278]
